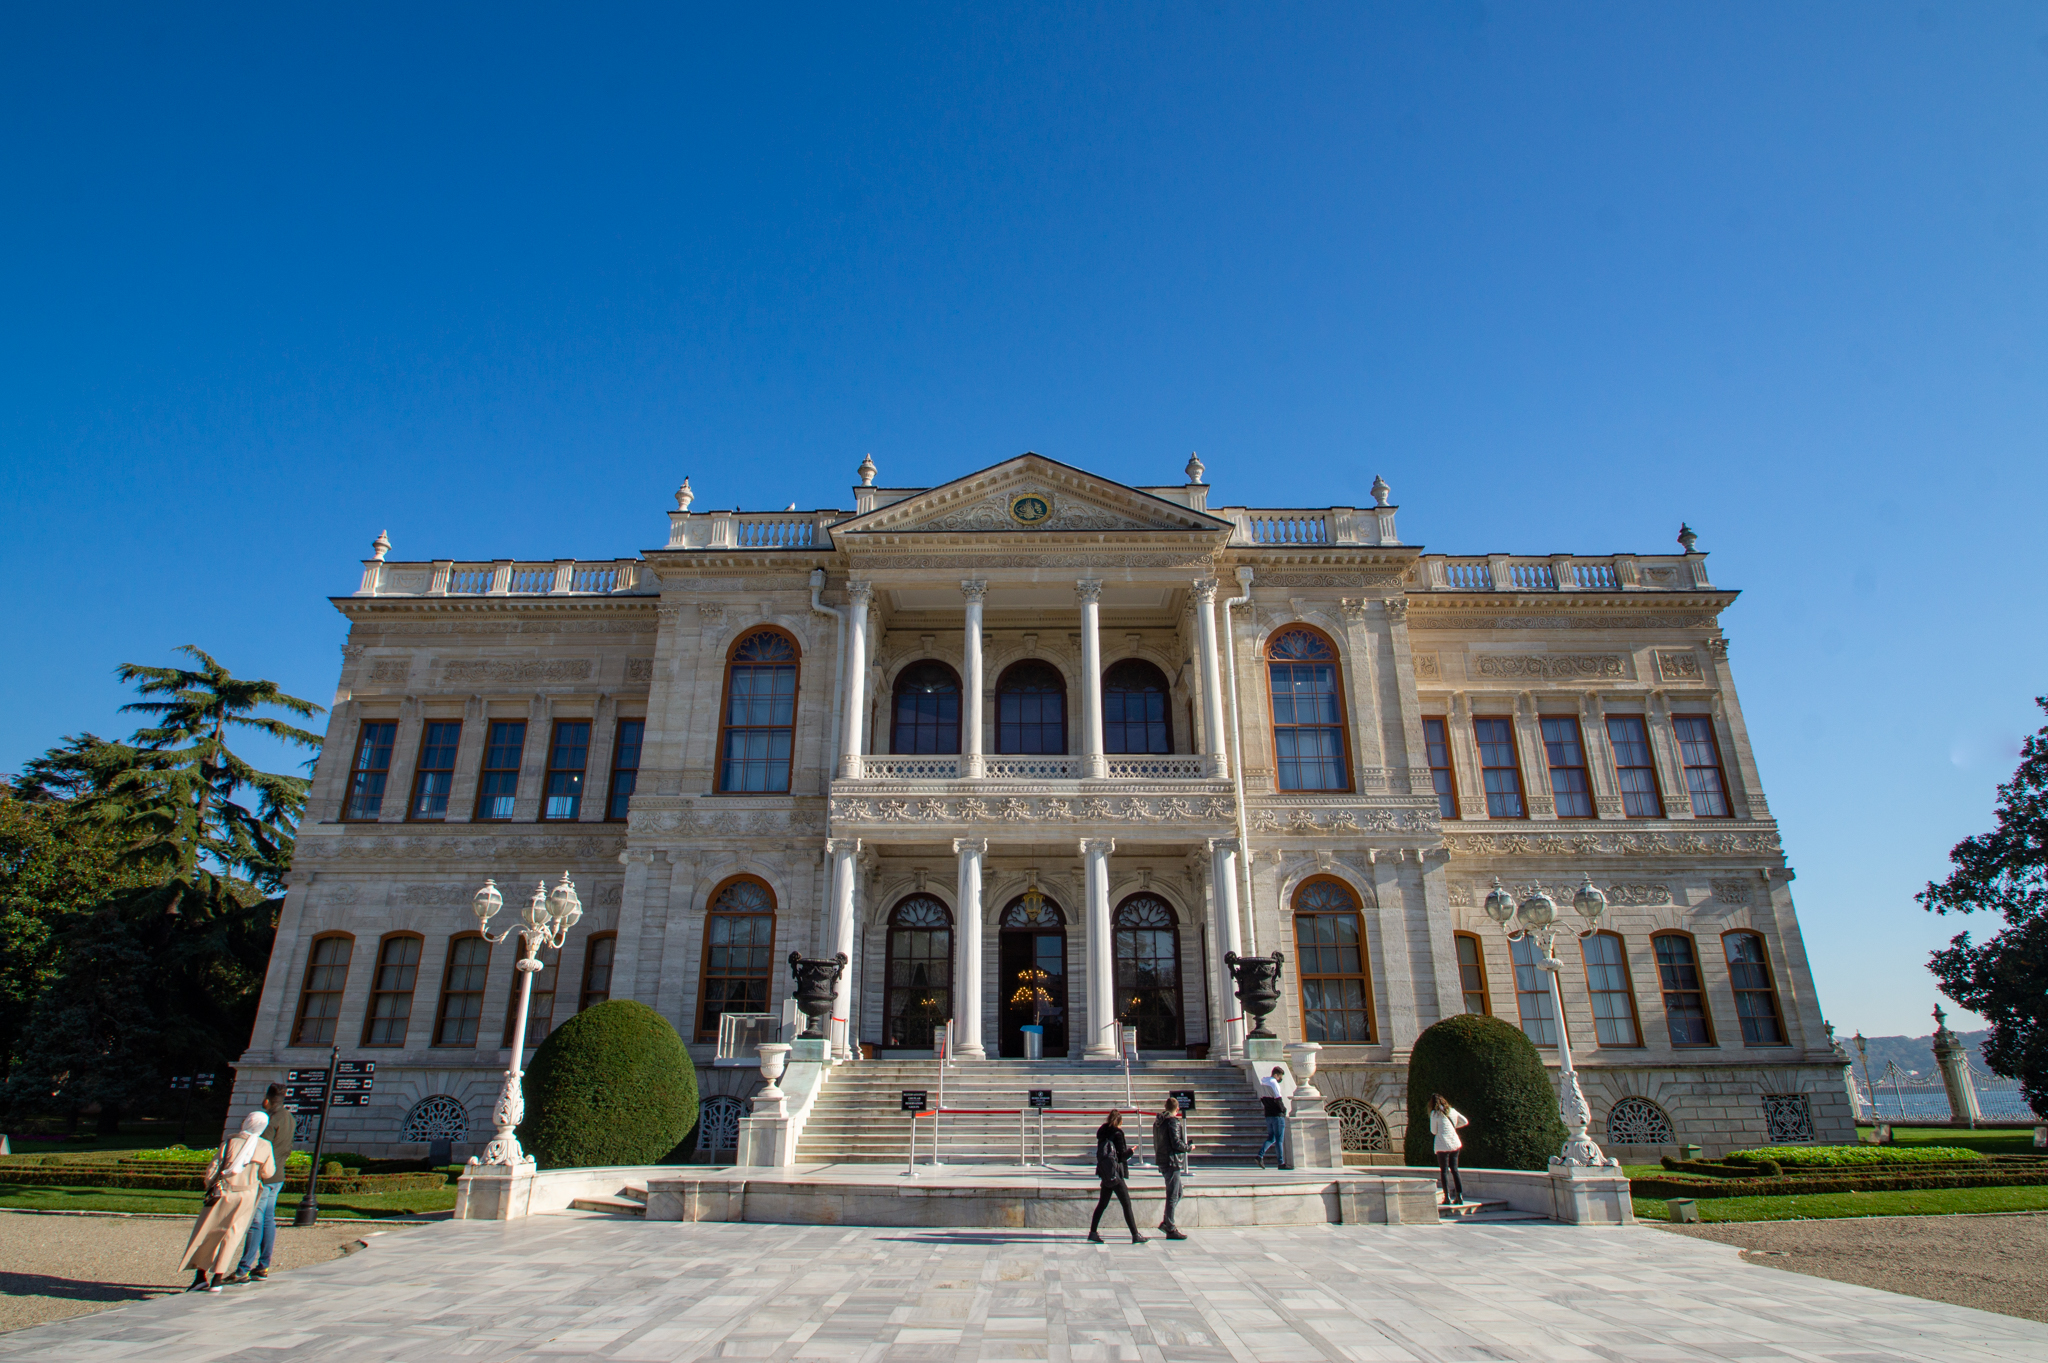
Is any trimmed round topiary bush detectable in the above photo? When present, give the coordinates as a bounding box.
[517,999,699,1169]
[1402,1013,1567,1170]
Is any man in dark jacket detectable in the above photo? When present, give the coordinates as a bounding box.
[1151,1097,1190,1239]
[1086,1111,1146,1244]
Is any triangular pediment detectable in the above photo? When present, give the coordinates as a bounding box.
[838,454,1228,536]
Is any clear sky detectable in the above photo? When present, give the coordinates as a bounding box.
[3,4,2043,1037]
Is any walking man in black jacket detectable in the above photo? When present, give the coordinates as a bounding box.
[1151,1097,1190,1239]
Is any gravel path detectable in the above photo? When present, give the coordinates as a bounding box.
[0,1211,428,1333]
[1661,1211,2048,1323]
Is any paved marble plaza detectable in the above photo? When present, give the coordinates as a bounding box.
[2,1212,2041,1362]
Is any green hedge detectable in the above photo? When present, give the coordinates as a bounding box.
[1631,1167,2048,1200]
[0,1168,447,1193]
[1402,1013,1565,1170]
[518,998,698,1169]
[1725,1144,1984,1167]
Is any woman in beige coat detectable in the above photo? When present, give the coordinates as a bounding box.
[180,1111,277,1292]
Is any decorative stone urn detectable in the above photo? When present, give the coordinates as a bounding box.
[755,1042,791,1099]
[1223,951,1286,1039]
[1282,1041,1323,1099]
[787,951,848,1040]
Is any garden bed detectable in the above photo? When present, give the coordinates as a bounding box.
[1631,1166,2048,1200]
[0,1163,448,1194]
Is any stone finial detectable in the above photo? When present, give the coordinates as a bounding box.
[1677,522,1699,553]
[1370,474,1391,507]
[370,530,391,561]
[1184,451,1205,484]
[857,454,877,486]
[675,478,694,512]
[1933,1004,1948,1032]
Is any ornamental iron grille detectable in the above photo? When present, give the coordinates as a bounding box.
[402,1095,471,1143]
[1604,1096,1675,1146]
[1113,894,1182,1049]
[1266,628,1347,791]
[884,894,953,1048]
[1761,1092,1815,1143]
[1324,1098,1391,1152]
[696,1096,745,1154]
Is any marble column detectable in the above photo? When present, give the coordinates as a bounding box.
[826,837,861,1060]
[838,584,872,779]
[1191,578,1229,778]
[1081,836,1118,1059]
[1077,579,1105,777]
[952,838,988,1058]
[1208,836,1246,1059]
[961,581,986,779]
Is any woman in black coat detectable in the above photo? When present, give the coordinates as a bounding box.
[1087,1110,1147,1244]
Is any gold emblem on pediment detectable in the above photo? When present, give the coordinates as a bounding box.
[1008,493,1052,526]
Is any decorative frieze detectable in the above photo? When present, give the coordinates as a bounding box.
[368,659,410,682]
[1655,650,1705,682]
[829,793,1236,826]
[1412,651,1440,681]
[624,658,655,682]
[1408,612,1720,631]
[1710,878,1752,904]
[295,832,628,863]
[442,659,593,683]
[1473,654,1627,679]
[1445,830,1781,858]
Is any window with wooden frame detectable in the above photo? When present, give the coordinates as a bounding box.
[1290,877,1374,1043]
[1510,935,1560,1045]
[1580,932,1643,1047]
[1471,717,1526,818]
[580,933,617,1011]
[1422,718,1458,819]
[717,630,800,793]
[1539,716,1595,819]
[361,933,424,1047]
[697,879,775,1040]
[541,720,591,820]
[408,720,462,820]
[343,721,397,820]
[1673,716,1732,817]
[891,661,962,755]
[1102,659,1172,755]
[995,660,1067,753]
[1652,932,1716,1047]
[501,945,559,1047]
[433,934,493,1047]
[290,934,354,1046]
[1453,931,1490,1016]
[474,720,526,821]
[1267,626,1351,792]
[607,719,644,820]
[1603,715,1664,818]
[883,896,952,1049]
[1723,931,1788,1045]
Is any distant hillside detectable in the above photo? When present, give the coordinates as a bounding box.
[1843,1028,1993,1081]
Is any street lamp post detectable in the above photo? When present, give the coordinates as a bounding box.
[469,873,582,1169]
[1481,875,1618,1168]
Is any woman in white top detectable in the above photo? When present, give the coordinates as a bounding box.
[1428,1093,1469,1206]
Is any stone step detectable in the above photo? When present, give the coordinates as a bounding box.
[569,1194,647,1216]
[1437,1199,1545,1223]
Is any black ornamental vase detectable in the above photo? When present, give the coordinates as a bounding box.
[1223,951,1286,1039]
[787,951,848,1040]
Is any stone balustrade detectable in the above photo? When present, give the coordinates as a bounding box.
[354,558,654,597]
[1416,552,1711,592]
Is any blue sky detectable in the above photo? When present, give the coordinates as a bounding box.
[3,4,2043,1037]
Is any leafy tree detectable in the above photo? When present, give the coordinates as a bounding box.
[518,1000,699,1168]
[1921,695,2048,1118]
[1402,1013,1567,1169]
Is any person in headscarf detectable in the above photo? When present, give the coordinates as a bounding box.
[178,1110,277,1292]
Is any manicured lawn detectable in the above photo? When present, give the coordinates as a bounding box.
[1856,1125,2039,1156]
[0,1181,456,1219]
[1635,1183,2048,1223]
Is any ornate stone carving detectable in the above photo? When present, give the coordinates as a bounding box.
[1474,655,1627,679]
[1711,878,1752,904]
[1409,612,1720,631]
[624,658,655,682]
[1075,578,1103,603]
[1446,830,1781,858]
[1707,637,1730,660]
[1603,883,1672,906]
[368,659,410,682]
[442,659,593,683]
[1385,597,1409,624]
[1190,578,1218,604]
[1655,650,1703,681]
[904,484,1156,532]
[1412,651,1440,681]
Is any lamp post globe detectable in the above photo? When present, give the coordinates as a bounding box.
[1516,885,1557,933]
[1482,878,1516,926]
[473,878,503,930]
[521,881,550,931]
[549,871,583,930]
[1572,876,1607,928]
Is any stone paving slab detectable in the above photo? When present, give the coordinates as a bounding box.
[0,1211,2042,1362]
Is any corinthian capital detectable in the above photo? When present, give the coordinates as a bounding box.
[952,837,989,857]
[847,581,875,606]
[1077,837,1116,856]
[1074,578,1103,603]
[1190,577,1218,605]
[960,579,988,601]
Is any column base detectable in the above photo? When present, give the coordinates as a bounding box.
[1082,1044,1120,1062]
[953,1044,987,1060]
[1083,753,1107,778]
[1203,753,1228,779]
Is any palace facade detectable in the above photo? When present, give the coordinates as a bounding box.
[234,452,1854,1159]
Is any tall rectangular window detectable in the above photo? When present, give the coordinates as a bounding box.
[434,935,493,1046]
[290,936,353,1046]
[1604,715,1664,818]
[474,721,526,821]
[580,933,616,1011]
[1510,935,1558,1045]
[1654,933,1715,1047]
[1422,718,1458,819]
[343,722,397,821]
[409,721,462,820]
[1540,716,1594,818]
[1472,718,1525,818]
[607,719,644,820]
[1581,933,1642,1047]
[362,934,423,1046]
[1724,933,1787,1045]
[1454,932,1490,1015]
[502,946,558,1047]
[1674,716,1732,817]
[542,721,590,821]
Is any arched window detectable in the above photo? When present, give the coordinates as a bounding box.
[891,662,962,755]
[1581,932,1642,1047]
[291,933,353,1047]
[579,932,616,1011]
[1723,931,1787,1045]
[1114,894,1183,1049]
[883,895,953,1048]
[433,933,493,1047]
[361,932,424,1047]
[1510,935,1559,1046]
[717,629,800,793]
[1291,877,1373,1043]
[1652,931,1716,1047]
[1452,931,1490,1017]
[995,660,1067,754]
[999,889,1068,1058]
[1266,627,1350,791]
[697,877,776,1041]
[1103,660,1172,754]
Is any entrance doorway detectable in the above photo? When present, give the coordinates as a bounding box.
[997,889,1068,1058]
[1114,893,1184,1051]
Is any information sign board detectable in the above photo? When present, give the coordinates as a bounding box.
[287,1069,329,1083]
[1169,1089,1196,1115]
[333,1076,374,1094]
[327,1093,370,1107]
[335,1061,376,1077]
[1027,1089,1053,1109]
[900,1090,928,1112]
